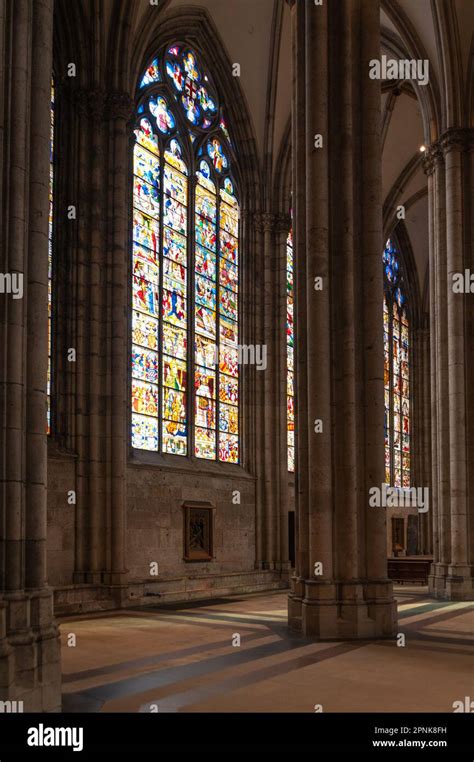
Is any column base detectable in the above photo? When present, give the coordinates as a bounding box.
[288,578,397,639]
[102,570,129,587]
[428,563,474,600]
[0,590,61,711]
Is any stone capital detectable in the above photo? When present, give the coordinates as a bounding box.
[73,87,106,120]
[422,143,443,176]
[440,128,470,155]
[274,212,292,234]
[423,128,474,173]
[106,91,135,122]
[253,212,277,234]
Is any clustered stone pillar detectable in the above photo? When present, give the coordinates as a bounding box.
[288,0,396,638]
[424,129,474,600]
[57,83,133,595]
[0,0,61,709]
[105,92,135,589]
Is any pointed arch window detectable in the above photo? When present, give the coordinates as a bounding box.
[47,80,55,434]
[383,239,410,487]
[287,226,295,472]
[131,46,240,463]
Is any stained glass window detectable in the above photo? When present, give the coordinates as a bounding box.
[47,81,54,434]
[131,46,239,462]
[287,227,295,472]
[383,238,410,488]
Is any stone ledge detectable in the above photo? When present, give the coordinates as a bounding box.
[53,570,288,616]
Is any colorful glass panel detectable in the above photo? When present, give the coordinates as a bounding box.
[47,81,54,434]
[140,58,161,88]
[287,227,295,472]
[165,47,218,129]
[133,44,239,462]
[383,239,410,487]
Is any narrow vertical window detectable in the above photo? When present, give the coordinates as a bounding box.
[131,46,240,462]
[287,227,295,472]
[383,239,410,487]
[47,80,54,434]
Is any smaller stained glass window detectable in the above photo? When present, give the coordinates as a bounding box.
[47,81,54,434]
[383,238,410,488]
[287,227,295,472]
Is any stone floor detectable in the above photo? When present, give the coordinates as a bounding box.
[60,588,473,713]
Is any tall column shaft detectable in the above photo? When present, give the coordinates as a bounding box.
[425,129,474,600]
[289,0,395,639]
[0,0,61,710]
[445,145,468,567]
[105,95,134,585]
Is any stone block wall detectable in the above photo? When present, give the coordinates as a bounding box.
[126,465,256,580]
[46,457,76,587]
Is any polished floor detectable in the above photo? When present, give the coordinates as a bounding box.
[60,588,473,713]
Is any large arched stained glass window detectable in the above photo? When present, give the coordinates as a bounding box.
[47,80,54,434]
[287,227,295,472]
[383,239,410,487]
[131,46,240,463]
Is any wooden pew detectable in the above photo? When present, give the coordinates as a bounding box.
[387,558,433,585]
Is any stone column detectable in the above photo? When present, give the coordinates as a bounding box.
[413,325,432,554]
[0,0,61,710]
[254,212,291,573]
[425,128,474,600]
[68,87,108,585]
[288,0,396,639]
[103,92,134,588]
[60,87,132,594]
[259,212,278,568]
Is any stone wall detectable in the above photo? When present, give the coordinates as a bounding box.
[46,456,76,587]
[126,464,256,579]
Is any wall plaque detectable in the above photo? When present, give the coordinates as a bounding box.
[183,502,214,562]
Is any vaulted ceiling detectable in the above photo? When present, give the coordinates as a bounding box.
[71,0,473,310]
